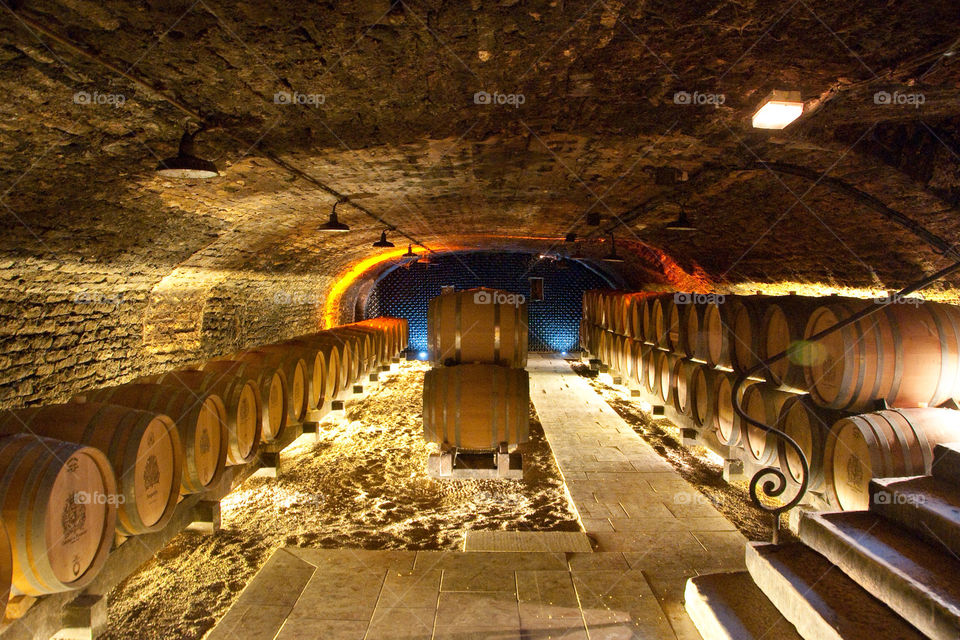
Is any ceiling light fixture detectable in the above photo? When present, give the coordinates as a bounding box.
[602,233,624,263]
[403,244,418,259]
[372,230,395,247]
[318,200,350,232]
[752,90,804,130]
[664,203,696,232]
[156,129,218,179]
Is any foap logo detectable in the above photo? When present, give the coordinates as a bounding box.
[73,91,126,108]
[73,290,126,305]
[274,91,326,107]
[873,490,926,507]
[474,290,525,307]
[75,491,126,506]
[673,491,712,506]
[874,90,925,108]
[473,91,525,108]
[272,291,321,305]
[874,292,924,307]
[673,90,726,106]
[673,292,725,305]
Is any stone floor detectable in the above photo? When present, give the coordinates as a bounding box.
[205,354,747,639]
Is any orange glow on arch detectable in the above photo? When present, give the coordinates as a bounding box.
[323,246,425,328]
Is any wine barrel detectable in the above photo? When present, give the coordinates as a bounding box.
[672,359,701,416]
[714,373,757,447]
[80,384,228,495]
[683,302,708,361]
[423,364,529,450]
[319,331,360,386]
[824,408,960,510]
[690,366,723,429]
[650,297,676,349]
[342,323,388,365]
[776,395,848,491]
[655,352,680,404]
[204,357,288,443]
[240,347,309,425]
[630,340,645,389]
[0,435,116,595]
[300,336,347,400]
[739,384,798,465]
[616,335,632,380]
[730,296,767,374]
[642,346,659,395]
[329,328,376,376]
[761,296,821,390]
[703,299,734,368]
[805,300,960,411]
[428,288,528,368]
[153,370,261,465]
[641,294,667,345]
[0,403,181,536]
[666,299,692,356]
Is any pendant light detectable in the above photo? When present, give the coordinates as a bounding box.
[602,233,624,263]
[372,230,395,247]
[319,200,350,232]
[156,129,218,179]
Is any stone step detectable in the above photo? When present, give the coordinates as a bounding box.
[799,510,960,640]
[684,572,803,640]
[462,530,593,553]
[870,476,960,560]
[745,542,925,640]
[933,443,960,487]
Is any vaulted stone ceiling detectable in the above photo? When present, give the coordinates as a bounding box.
[3,0,960,290]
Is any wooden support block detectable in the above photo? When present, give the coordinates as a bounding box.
[188,500,221,535]
[589,358,601,370]
[380,364,391,372]
[58,594,106,640]
[331,400,345,412]
[681,428,699,447]
[723,458,744,482]
[352,384,364,394]
[5,595,37,620]
[259,451,280,478]
[651,405,665,416]
[368,372,379,382]
[611,375,622,385]
[630,388,643,397]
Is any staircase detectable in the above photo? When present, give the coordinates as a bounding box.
[685,442,960,640]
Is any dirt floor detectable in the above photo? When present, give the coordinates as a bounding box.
[570,362,787,543]
[103,360,579,640]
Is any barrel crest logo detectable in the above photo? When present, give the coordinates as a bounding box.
[143,454,161,492]
[66,456,79,474]
[198,428,211,454]
[846,454,863,487]
[62,493,87,544]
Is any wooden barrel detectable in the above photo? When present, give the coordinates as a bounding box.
[714,373,757,447]
[80,384,228,495]
[240,348,309,425]
[631,340,645,389]
[153,370,261,465]
[730,296,767,374]
[650,297,676,349]
[776,395,847,491]
[204,357,288,443]
[423,364,529,450]
[703,299,734,369]
[299,336,347,399]
[0,403,181,536]
[641,295,666,345]
[655,352,680,403]
[329,328,376,376]
[642,346,659,395]
[428,288,528,368]
[319,331,360,385]
[761,296,820,390]
[343,322,389,365]
[804,300,960,411]
[672,359,701,416]
[824,408,960,510]
[739,384,798,465]
[683,302,708,361]
[667,298,692,355]
[0,434,116,595]
[690,366,723,429]
[617,335,632,380]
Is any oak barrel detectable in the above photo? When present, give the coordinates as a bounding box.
[204,357,288,442]
[730,296,767,374]
[0,403,181,536]
[761,296,821,390]
[776,395,847,491]
[824,407,960,510]
[428,288,528,368]
[81,384,227,494]
[423,364,529,450]
[153,370,261,465]
[739,384,798,465]
[240,348,309,425]
[0,434,117,595]
[804,300,960,411]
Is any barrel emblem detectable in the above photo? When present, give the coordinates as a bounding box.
[62,493,87,544]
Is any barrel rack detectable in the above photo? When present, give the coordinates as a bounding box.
[0,359,400,640]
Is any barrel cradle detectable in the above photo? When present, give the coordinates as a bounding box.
[428,288,528,368]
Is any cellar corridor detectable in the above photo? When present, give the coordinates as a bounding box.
[206,354,746,640]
